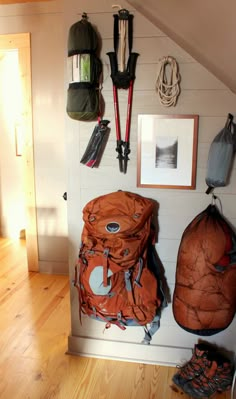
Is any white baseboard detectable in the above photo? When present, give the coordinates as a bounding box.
[67,334,192,366]
[39,260,68,275]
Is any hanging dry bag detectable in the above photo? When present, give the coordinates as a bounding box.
[205,113,235,193]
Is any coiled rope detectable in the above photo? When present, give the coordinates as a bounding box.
[155,56,181,107]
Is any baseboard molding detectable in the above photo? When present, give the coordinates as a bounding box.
[67,335,192,366]
[39,260,68,275]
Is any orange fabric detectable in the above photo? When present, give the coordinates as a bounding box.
[173,205,236,334]
[76,191,161,327]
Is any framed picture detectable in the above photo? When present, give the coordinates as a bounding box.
[137,114,199,189]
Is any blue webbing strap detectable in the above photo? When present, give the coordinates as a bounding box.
[134,257,143,288]
[124,270,132,291]
[142,313,161,345]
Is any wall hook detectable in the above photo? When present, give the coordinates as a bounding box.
[82,12,88,19]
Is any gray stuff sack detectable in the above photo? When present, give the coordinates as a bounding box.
[205,113,235,193]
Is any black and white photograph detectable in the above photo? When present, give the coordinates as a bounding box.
[137,114,199,189]
[155,136,178,169]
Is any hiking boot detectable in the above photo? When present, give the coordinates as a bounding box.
[183,352,233,398]
[172,343,211,389]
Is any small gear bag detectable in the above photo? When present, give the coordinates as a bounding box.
[66,13,102,121]
[205,113,235,193]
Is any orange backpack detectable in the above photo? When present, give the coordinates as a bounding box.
[74,191,166,343]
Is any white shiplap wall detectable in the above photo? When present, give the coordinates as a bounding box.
[65,0,236,364]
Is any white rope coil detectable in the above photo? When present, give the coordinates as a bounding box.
[155,56,181,107]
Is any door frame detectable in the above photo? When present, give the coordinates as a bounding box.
[0,33,38,272]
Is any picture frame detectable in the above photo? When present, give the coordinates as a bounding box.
[137,114,199,189]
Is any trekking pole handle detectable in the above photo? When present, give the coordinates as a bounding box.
[107,52,118,82]
[128,52,139,80]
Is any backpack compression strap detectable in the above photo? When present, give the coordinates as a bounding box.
[142,314,161,344]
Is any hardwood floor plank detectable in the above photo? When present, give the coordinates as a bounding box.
[0,238,232,399]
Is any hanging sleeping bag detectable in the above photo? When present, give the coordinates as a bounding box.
[173,203,236,336]
[205,113,235,193]
[66,13,102,121]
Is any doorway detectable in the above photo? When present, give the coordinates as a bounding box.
[0,33,38,272]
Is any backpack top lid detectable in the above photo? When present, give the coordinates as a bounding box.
[68,13,99,56]
[82,191,154,233]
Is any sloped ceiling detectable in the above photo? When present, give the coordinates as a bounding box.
[127,0,236,94]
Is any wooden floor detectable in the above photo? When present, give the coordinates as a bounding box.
[0,237,232,399]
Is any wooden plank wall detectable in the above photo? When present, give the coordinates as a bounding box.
[66,0,236,364]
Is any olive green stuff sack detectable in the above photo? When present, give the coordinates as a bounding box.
[66,17,102,121]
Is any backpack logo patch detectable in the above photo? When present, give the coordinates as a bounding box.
[105,222,120,233]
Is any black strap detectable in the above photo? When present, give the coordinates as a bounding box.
[68,82,98,89]
[113,14,119,53]
[128,14,133,55]
[205,186,214,195]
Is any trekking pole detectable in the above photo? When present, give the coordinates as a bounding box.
[107,8,138,173]
[123,81,133,174]
[107,51,124,172]
[123,52,139,173]
[113,85,124,172]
